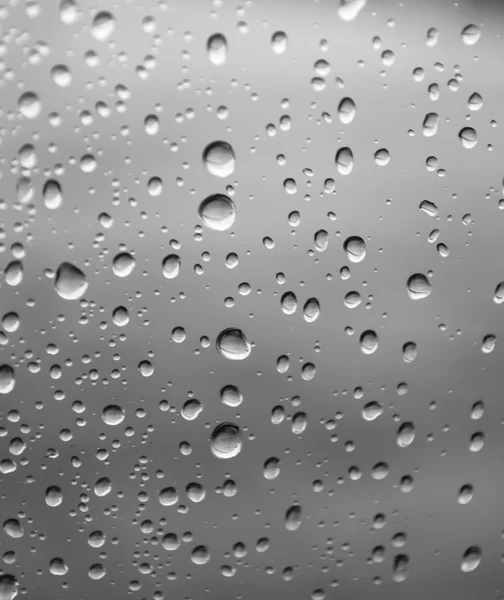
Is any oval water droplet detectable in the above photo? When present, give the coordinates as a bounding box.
[207,33,227,65]
[337,97,356,124]
[335,147,354,175]
[461,24,481,46]
[344,236,366,263]
[459,127,478,149]
[112,252,135,277]
[216,328,251,360]
[198,194,236,231]
[162,254,181,279]
[360,330,378,354]
[91,11,115,41]
[0,365,15,395]
[461,546,481,572]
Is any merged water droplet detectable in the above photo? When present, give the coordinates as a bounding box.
[407,273,432,300]
[43,179,63,210]
[210,422,243,459]
[0,574,19,600]
[285,505,302,531]
[216,328,251,360]
[54,262,88,300]
[198,194,236,231]
[397,422,415,447]
[481,334,496,354]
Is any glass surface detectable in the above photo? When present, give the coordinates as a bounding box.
[1,0,504,599]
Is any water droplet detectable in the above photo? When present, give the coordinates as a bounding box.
[271,31,288,54]
[303,298,320,322]
[18,92,42,119]
[3,519,23,539]
[102,404,125,426]
[374,148,390,166]
[94,476,112,497]
[4,261,23,287]
[51,64,72,87]
[216,328,251,360]
[314,229,329,251]
[481,334,496,354]
[360,330,378,354]
[461,24,481,46]
[207,33,227,65]
[0,575,18,600]
[0,365,15,394]
[191,545,210,565]
[162,254,181,279]
[112,306,129,326]
[202,141,235,177]
[45,486,63,507]
[459,127,478,149]
[43,179,63,210]
[468,92,483,111]
[402,342,417,363]
[220,385,242,407]
[335,147,354,175]
[285,505,302,531]
[210,422,242,458]
[112,252,135,277]
[292,412,308,434]
[422,112,439,137]
[159,487,178,506]
[198,194,236,231]
[338,0,367,22]
[344,236,366,263]
[49,557,68,576]
[55,262,88,300]
[181,399,203,420]
[281,291,297,315]
[407,273,432,300]
[397,422,415,447]
[337,97,356,124]
[263,457,280,479]
[393,554,410,582]
[91,11,115,41]
[461,546,481,572]
[458,484,474,504]
[362,401,383,421]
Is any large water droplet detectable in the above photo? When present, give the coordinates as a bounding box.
[459,127,478,149]
[55,262,88,300]
[112,252,135,277]
[461,24,481,46]
[335,147,354,175]
[338,0,367,22]
[102,404,125,426]
[344,236,366,263]
[0,365,15,395]
[407,273,432,300]
[203,141,235,177]
[18,92,42,119]
[285,505,302,531]
[198,194,236,231]
[43,179,63,209]
[337,97,356,124]
[271,31,288,54]
[207,33,227,65]
[210,423,242,458]
[461,546,481,572]
[162,254,181,279]
[360,330,378,354]
[91,11,115,41]
[216,328,251,360]
[0,574,18,600]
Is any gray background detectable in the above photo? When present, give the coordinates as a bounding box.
[1,0,504,598]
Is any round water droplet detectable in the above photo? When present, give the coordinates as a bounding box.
[216,328,251,360]
[202,141,235,177]
[49,557,68,576]
[468,92,483,111]
[459,127,478,149]
[263,457,280,480]
[159,486,178,506]
[461,546,481,572]
[45,485,63,507]
[112,252,135,277]
[210,422,242,459]
[43,180,63,210]
[344,291,362,309]
[407,273,432,300]
[162,254,181,279]
[344,236,366,263]
[112,306,129,326]
[335,147,354,175]
[301,363,316,381]
[337,97,356,124]
[360,330,378,354]
[374,148,390,166]
[55,262,88,300]
[271,31,288,54]
[207,33,227,65]
[198,194,236,231]
[94,477,112,497]
[51,64,72,87]
[91,11,115,41]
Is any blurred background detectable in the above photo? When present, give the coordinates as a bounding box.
[1,0,504,598]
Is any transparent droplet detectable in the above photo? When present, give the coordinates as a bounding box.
[159,486,178,506]
[203,141,235,177]
[281,292,297,315]
[18,92,42,119]
[374,148,390,166]
[314,229,329,251]
[397,422,415,448]
[94,476,112,497]
[344,236,366,263]
[198,194,236,231]
[271,31,288,54]
[263,457,280,480]
[49,557,68,576]
[210,422,242,459]
[461,24,481,46]
[55,262,88,300]
[4,261,23,287]
[458,484,474,505]
[112,252,136,277]
[338,0,367,22]
[481,334,496,354]
[285,505,302,531]
[102,404,125,426]
[91,11,115,41]
[360,330,378,354]
[461,546,481,572]
[162,254,181,279]
[362,401,383,421]
[191,545,210,565]
[344,291,362,309]
[335,147,354,175]
[337,97,356,124]
[207,33,227,65]
[181,399,203,420]
[0,574,18,600]
[220,384,242,407]
[50,64,72,87]
[3,519,23,539]
[45,485,63,507]
[0,365,15,395]
[216,328,251,360]
[422,112,439,137]
[112,306,129,327]
[407,273,432,300]
[292,412,308,434]
[459,127,478,149]
[303,298,320,322]
[43,179,63,210]
[402,342,417,363]
[468,92,483,111]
